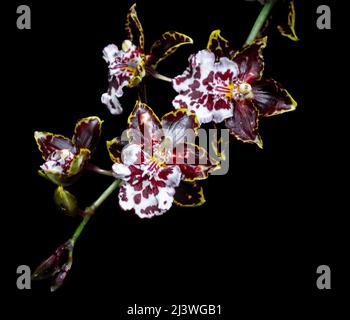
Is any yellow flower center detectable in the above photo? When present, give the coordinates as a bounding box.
[227,81,253,100]
[151,137,173,167]
[238,83,252,95]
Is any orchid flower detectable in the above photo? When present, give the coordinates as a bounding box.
[34,117,102,186]
[101,4,193,115]
[107,101,216,218]
[172,31,297,148]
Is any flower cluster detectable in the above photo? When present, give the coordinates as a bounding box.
[32,1,298,291]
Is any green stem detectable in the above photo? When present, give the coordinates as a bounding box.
[71,215,90,244]
[71,179,121,244]
[245,0,278,45]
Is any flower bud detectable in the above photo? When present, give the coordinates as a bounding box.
[32,240,74,291]
[54,186,78,216]
[51,263,72,292]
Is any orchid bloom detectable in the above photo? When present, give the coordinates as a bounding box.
[101,40,146,115]
[107,101,215,218]
[172,31,297,148]
[34,117,102,186]
[101,4,193,115]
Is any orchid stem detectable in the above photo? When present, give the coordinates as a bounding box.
[71,179,121,244]
[245,0,278,45]
[85,163,114,177]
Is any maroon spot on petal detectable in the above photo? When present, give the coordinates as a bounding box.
[175,70,193,85]
[189,80,200,90]
[181,89,190,95]
[112,73,131,89]
[202,71,214,86]
[189,90,203,100]
[198,93,208,104]
[133,182,143,191]
[142,185,153,199]
[158,167,173,180]
[153,186,160,196]
[215,69,232,81]
[193,67,201,79]
[156,180,166,188]
[174,99,187,108]
[149,178,162,194]
[134,193,141,204]
[141,205,160,215]
[188,80,203,100]
[204,94,214,111]
[119,186,128,202]
[129,165,143,176]
[214,98,230,110]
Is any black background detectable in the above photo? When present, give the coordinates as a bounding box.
[5,0,348,317]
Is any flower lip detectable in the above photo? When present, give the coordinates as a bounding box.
[40,149,75,174]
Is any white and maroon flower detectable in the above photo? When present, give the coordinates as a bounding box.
[173,50,239,124]
[34,116,103,186]
[107,101,215,218]
[101,41,146,115]
[172,31,297,148]
[102,4,193,115]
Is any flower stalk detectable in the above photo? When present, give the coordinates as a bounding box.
[33,1,298,291]
[33,179,121,291]
[71,179,121,244]
[245,0,279,45]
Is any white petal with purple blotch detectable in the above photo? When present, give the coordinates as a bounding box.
[101,86,123,115]
[118,164,182,218]
[101,41,145,115]
[172,50,239,124]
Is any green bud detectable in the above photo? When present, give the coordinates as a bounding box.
[54,186,78,216]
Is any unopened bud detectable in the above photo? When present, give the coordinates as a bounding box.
[54,186,78,216]
[51,263,71,292]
